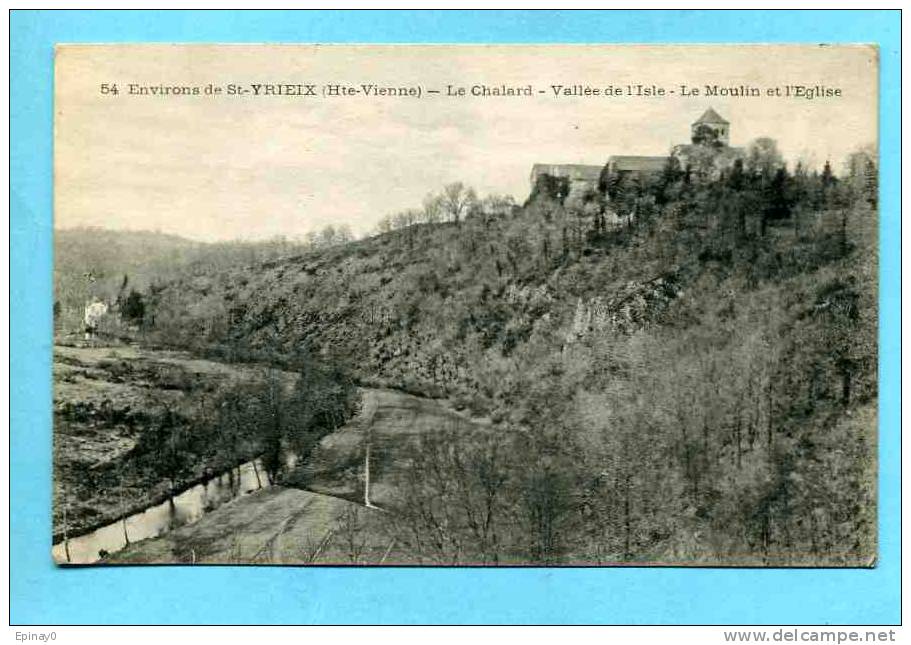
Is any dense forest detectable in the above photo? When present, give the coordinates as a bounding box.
[57,138,878,565]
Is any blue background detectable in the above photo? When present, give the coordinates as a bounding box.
[10,10,901,625]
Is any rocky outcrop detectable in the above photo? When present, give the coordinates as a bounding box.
[565,273,681,343]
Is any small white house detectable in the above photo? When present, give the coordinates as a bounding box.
[83,299,109,340]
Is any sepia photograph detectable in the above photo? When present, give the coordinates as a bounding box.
[51,44,878,567]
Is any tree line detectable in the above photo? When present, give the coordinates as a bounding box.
[125,347,359,509]
[374,182,517,234]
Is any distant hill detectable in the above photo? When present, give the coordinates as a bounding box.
[54,228,201,332]
[53,227,317,334]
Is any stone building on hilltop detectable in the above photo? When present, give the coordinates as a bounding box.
[671,108,745,180]
[603,155,670,179]
[529,163,603,199]
[528,108,745,197]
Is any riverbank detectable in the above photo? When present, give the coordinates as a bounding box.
[52,344,295,541]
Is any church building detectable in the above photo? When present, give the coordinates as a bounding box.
[528,108,743,196]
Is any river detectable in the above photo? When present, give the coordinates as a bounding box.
[52,459,268,565]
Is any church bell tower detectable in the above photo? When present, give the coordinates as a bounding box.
[691,108,730,146]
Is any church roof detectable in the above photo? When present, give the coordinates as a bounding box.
[607,155,669,172]
[693,108,729,125]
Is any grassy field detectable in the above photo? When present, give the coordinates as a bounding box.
[106,487,391,564]
[292,387,491,506]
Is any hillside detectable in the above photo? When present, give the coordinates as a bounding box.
[123,159,877,564]
[141,211,689,413]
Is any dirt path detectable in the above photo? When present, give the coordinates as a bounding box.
[292,387,489,505]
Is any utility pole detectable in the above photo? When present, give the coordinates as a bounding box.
[364,441,372,508]
[362,393,378,509]
[119,464,130,546]
[62,488,72,563]
[119,486,130,546]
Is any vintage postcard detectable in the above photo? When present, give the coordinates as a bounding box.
[53,44,878,566]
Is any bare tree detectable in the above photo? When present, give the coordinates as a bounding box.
[439,182,479,224]
[298,529,334,564]
[335,505,367,563]
[375,214,394,235]
[383,423,512,564]
[422,193,444,224]
[746,137,785,177]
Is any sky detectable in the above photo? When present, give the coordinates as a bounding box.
[55,44,878,242]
